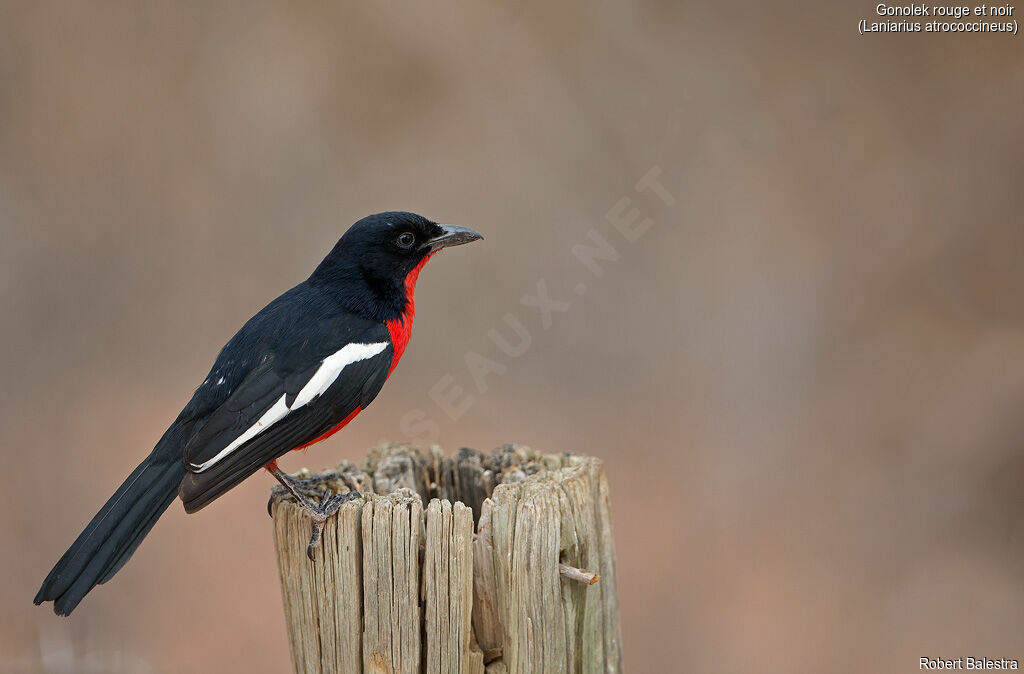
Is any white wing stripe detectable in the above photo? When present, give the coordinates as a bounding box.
[189,394,290,473]
[292,342,388,410]
[190,341,389,472]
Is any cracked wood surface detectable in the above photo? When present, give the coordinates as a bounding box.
[271,445,622,673]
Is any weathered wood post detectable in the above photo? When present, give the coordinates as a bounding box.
[270,445,622,674]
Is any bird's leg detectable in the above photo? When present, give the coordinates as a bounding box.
[267,465,360,560]
[266,471,361,516]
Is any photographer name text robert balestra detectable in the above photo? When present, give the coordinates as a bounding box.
[921,657,1019,670]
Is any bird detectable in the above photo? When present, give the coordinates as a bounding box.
[34,212,482,616]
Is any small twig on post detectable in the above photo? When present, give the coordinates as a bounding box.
[559,562,600,585]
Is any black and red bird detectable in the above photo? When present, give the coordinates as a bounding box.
[34,212,482,616]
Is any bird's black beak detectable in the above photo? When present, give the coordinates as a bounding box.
[423,224,484,252]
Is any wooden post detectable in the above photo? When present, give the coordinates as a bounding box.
[271,445,623,674]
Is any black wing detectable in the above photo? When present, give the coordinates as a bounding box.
[178,323,393,513]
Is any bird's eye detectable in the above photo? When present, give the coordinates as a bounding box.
[396,232,416,249]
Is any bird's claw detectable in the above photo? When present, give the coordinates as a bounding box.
[304,490,361,561]
[266,473,360,517]
[266,465,360,559]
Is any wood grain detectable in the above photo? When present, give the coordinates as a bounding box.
[271,445,622,673]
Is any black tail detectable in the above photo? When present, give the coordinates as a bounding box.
[35,447,187,616]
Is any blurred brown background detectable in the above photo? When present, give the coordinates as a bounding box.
[2,2,1022,672]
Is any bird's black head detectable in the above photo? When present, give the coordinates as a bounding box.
[309,211,482,322]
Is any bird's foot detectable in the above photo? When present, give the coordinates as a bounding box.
[267,466,362,559]
[302,489,361,561]
[267,471,361,516]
